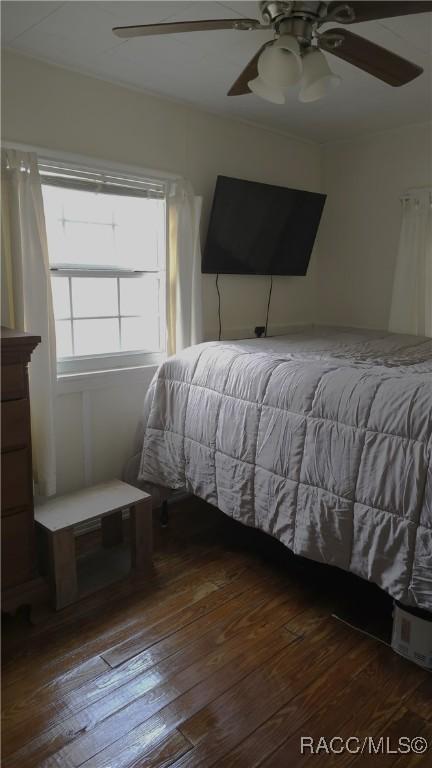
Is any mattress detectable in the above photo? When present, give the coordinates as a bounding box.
[136,326,432,611]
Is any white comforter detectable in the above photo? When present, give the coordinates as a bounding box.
[137,327,432,611]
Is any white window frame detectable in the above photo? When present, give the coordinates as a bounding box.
[39,158,170,376]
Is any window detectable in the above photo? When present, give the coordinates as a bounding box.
[40,162,167,374]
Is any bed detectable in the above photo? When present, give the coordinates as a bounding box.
[129,326,432,612]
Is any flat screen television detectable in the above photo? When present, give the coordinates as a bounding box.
[202,175,326,276]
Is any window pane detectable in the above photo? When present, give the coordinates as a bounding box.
[73,319,120,356]
[43,186,66,262]
[121,317,159,352]
[51,276,70,319]
[119,275,158,317]
[55,320,73,357]
[60,187,113,223]
[114,197,165,270]
[42,184,165,270]
[64,221,117,267]
[72,278,118,318]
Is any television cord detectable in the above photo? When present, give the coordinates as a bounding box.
[264,274,273,337]
[215,273,222,341]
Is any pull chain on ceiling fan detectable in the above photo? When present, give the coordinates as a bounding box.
[112,1,432,105]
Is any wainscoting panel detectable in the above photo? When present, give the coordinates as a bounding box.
[55,366,156,495]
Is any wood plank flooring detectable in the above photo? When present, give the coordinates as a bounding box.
[2,498,431,767]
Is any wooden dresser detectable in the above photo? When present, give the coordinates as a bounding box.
[1,327,47,613]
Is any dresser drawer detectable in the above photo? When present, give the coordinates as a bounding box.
[1,364,27,401]
[1,449,32,513]
[1,400,30,450]
[1,510,35,589]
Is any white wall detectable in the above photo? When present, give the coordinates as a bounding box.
[2,51,322,494]
[317,122,432,329]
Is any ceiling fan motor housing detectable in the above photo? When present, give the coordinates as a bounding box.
[260,1,328,49]
[259,1,328,25]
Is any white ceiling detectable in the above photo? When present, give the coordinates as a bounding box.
[2,1,432,142]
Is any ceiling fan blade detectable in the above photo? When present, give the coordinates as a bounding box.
[319,28,423,85]
[327,2,432,24]
[113,18,262,38]
[227,44,269,96]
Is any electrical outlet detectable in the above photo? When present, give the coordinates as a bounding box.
[254,326,265,338]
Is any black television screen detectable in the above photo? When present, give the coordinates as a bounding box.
[202,176,326,276]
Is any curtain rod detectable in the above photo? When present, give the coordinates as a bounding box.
[2,140,183,183]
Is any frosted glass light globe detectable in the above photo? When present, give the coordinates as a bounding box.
[299,49,341,102]
[248,76,285,104]
[258,37,302,87]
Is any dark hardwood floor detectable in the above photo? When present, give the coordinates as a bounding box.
[2,498,431,767]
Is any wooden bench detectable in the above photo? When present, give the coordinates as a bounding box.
[35,480,152,610]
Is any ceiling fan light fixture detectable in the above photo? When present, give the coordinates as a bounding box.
[299,48,341,102]
[248,76,286,104]
[258,39,302,87]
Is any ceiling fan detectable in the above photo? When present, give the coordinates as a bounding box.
[112,1,432,104]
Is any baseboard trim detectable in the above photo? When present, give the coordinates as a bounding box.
[204,322,313,342]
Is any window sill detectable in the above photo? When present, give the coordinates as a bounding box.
[56,362,160,394]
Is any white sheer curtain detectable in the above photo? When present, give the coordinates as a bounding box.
[1,149,57,496]
[167,180,203,355]
[389,189,432,337]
